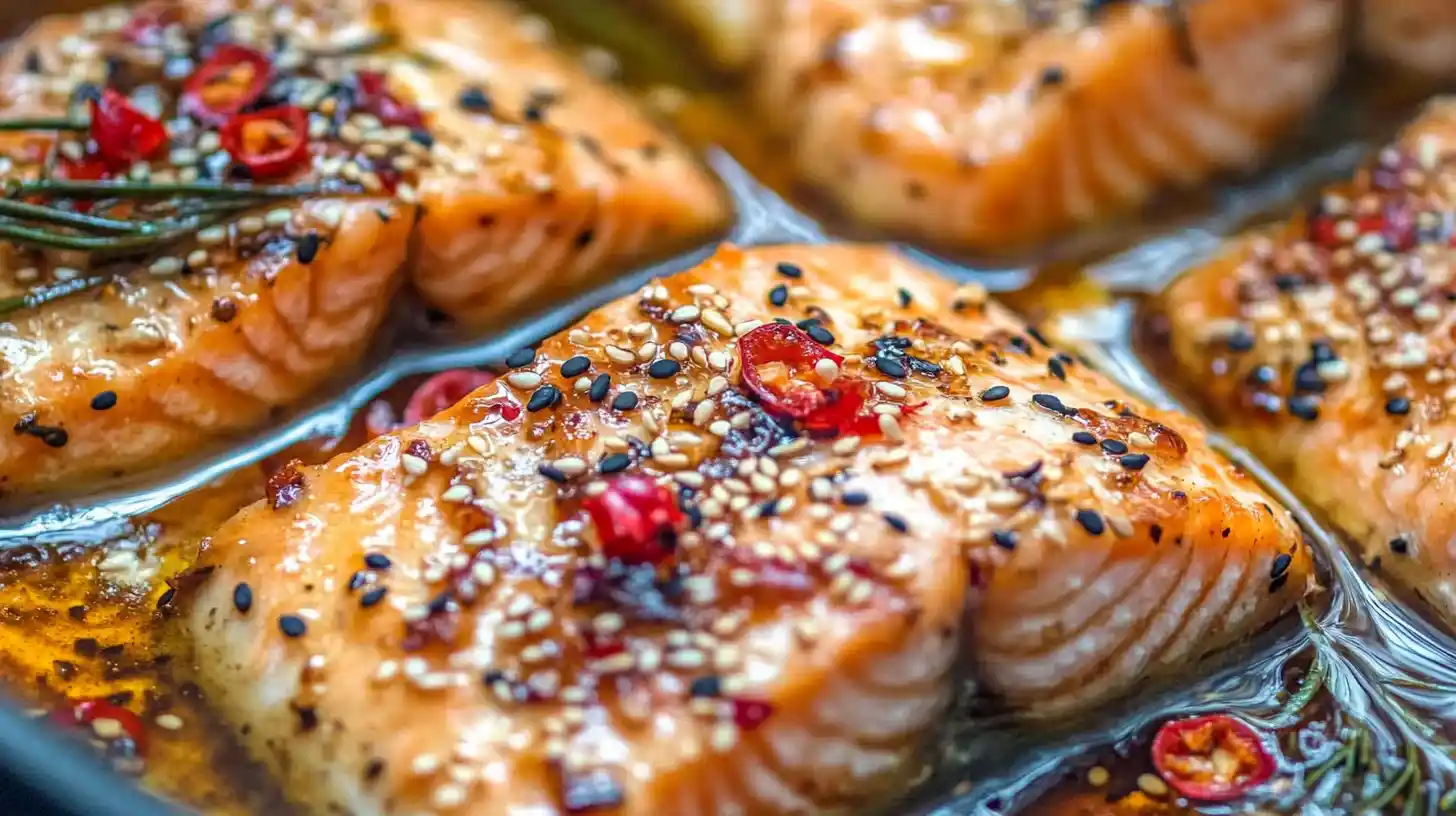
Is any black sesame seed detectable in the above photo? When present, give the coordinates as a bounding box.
[841,491,869,506]
[347,571,368,592]
[90,391,117,411]
[612,392,639,411]
[1075,509,1105,535]
[295,232,321,265]
[689,675,723,697]
[980,385,1010,402]
[907,356,942,377]
[768,284,789,307]
[1269,573,1289,594]
[232,583,253,614]
[1385,397,1411,416]
[896,288,912,307]
[883,513,909,533]
[758,499,779,518]
[1072,431,1096,445]
[589,374,611,402]
[1047,358,1067,381]
[538,464,568,484]
[1009,335,1033,355]
[1031,393,1073,416]
[1288,395,1321,422]
[1225,329,1256,353]
[1390,536,1410,554]
[775,262,803,279]
[561,356,591,377]
[1040,65,1065,86]
[1270,553,1292,579]
[600,453,631,474]
[1150,524,1163,543]
[991,530,1018,550]
[364,553,391,570]
[1099,439,1128,455]
[40,428,67,448]
[506,348,536,368]
[360,587,388,608]
[457,85,492,113]
[648,359,681,379]
[1292,362,1324,394]
[526,385,561,412]
[805,325,835,346]
[1026,326,1052,348]
[875,355,907,378]
[410,129,435,148]
[278,615,307,638]
[1119,453,1150,471]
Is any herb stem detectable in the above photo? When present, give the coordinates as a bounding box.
[8,180,338,201]
[0,118,85,132]
[0,275,110,317]
[0,200,153,234]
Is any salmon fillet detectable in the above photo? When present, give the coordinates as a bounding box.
[388,0,729,329]
[0,3,414,496]
[1152,97,1456,627]
[651,0,1345,253]
[0,0,725,497]
[1359,0,1456,78]
[183,244,1309,815]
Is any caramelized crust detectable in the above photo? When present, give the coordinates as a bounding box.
[1154,97,1456,624]
[186,244,1308,814]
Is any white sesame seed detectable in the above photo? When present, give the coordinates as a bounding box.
[401,454,429,475]
[506,372,542,390]
[155,713,183,731]
[832,436,861,456]
[440,484,473,503]
[733,320,764,337]
[701,309,733,336]
[148,256,184,277]
[815,358,840,382]
[53,266,80,282]
[264,208,293,228]
[605,345,636,365]
[670,305,701,323]
[1137,774,1168,798]
[197,225,227,246]
[876,382,907,399]
[237,216,265,235]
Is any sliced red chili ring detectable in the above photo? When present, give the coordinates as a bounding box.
[737,323,883,436]
[354,71,425,129]
[53,698,148,755]
[182,44,273,126]
[582,475,684,566]
[1151,714,1274,802]
[403,369,497,426]
[738,323,844,419]
[219,106,311,179]
[89,89,167,169]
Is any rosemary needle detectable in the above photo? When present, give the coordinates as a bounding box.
[0,199,154,234]
[0,117,86,132]
[0,275,109,318]
[0,214,223,256]
[7,180,338,200]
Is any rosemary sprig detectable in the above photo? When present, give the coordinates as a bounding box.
[0,118,86,132]
[0,275,109,317]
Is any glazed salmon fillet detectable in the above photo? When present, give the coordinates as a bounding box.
[386,0,728,329]
[1359,0,1456,78]
[183,244,1309,815]
[0,0,724,496]
[650,0,1345,253]
[0,2,414,495]
[1153,98,1456,626]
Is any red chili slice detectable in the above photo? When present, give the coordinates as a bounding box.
[403,369,497,425]
[582,475,684,566]
[354,71,424,129]
[182,44,273,126]
[119,1,180,48]
[52,698,148,755]
[738,323,844,418]
[89,89,167,169]
[219,106,311,179]
[1151,714,1274,802]
[737,323,881,436]
[52,154,112,212]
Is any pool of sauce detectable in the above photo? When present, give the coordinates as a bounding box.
[2,2,1456,816]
